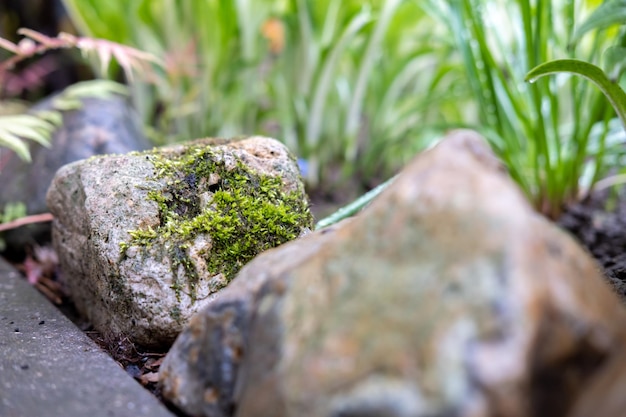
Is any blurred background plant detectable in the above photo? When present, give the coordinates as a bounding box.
[0,0,81,162]
[0,1,161,163]
[61,0,467,190]
[523,0,626,212]
[0,202,25,250]
[423,0,626,219]
[2,0,625,219]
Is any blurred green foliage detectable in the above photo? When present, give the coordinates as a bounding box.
[0,202,25,250]
[425,0,624,218]
[0,25,150,162]
[62,0,465,188]
[61,0,625,218]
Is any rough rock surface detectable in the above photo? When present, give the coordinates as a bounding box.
[159,130,626,417]
[0,95,150,254]
[47,136,312,348]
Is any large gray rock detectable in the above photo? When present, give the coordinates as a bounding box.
[46,136,312,348]
[159,130,626,417]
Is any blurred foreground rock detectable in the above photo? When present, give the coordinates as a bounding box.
[47,136,311,348]
[0,95,150,254]
[160,130,626,417]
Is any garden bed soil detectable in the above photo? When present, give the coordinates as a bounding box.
[558,189,626,302]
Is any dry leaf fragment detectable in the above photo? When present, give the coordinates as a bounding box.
[139,371,160,385]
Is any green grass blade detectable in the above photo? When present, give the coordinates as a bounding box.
[305,10,372,184]
[0,132,31,161]
[572,0,626,44]
[526,59,626,128]
[315,174,396,230]
[344,0,403,161]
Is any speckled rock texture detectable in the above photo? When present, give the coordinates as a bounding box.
[159,130,626,417]
[46,136,311,348]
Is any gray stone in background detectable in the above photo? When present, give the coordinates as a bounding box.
[0,257,175,417]
[0,95,151,215]
[0,95,151,254]
[47,136,311,349]
[160,130,626,417]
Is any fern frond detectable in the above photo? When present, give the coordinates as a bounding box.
[51,80,129,110]
[0,114,58,160]
[0,129,31,161]
[0,80,129,162]
[0,27,151,163]
[0,29,163,83]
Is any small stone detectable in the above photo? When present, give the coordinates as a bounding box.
[160,130,626,417]
[47,136,312,348]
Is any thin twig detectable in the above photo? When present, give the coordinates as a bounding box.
[0,212,54,232]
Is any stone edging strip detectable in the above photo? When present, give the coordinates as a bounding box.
[0,258,175,417]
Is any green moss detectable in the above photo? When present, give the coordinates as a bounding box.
[120,142,312,302]
[169,306,182,322]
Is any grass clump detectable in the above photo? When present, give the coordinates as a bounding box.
[62,0,455,188]
[120,143,313,301]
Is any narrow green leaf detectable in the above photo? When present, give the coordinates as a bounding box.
[526,59,626,128]
[0,129,32,162]
[35,110,63,125]
[572,0,626,44]
[603,45,626,81]
[0,123,51,146]
[320,0,341,48]
[62,79,129,98]
[315,175,396,230]
[345,0,403,162]
[305,10,372,184]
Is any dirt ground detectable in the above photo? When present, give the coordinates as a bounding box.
[558,189,626,302]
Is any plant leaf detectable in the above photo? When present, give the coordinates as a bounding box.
[526,59,626,129]
[0,110,65,161]
[61,79,129,99]
[17,28,59,47]
[0,128,32,161]
[571,0,626,44]
[0,114,56,146]
[604,45,626,81]
[345,0,403,162]
[34,110,63,125]
[51,80,129,110]
[305,9,372,185]
[315,174,396,230]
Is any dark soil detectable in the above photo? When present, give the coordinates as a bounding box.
[558,190,626,301]
[84,329,169,400]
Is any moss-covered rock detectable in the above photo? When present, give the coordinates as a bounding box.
[47,136,311,348]
[121,141,312,301]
